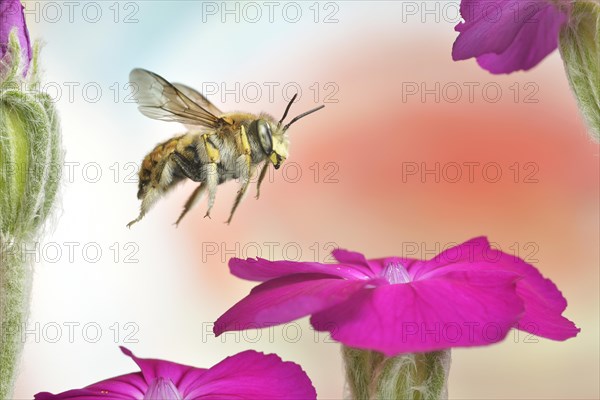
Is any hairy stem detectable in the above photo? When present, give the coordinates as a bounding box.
[0,241,32,398]
[342,346,451,400]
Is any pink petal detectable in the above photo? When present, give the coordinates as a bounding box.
[310,270,524,356]
[119,347,207,394]
[0,0,32,74]
[184,350,316,399]
[419,239,579,340]
[34,348,210,399]
[364,238,492,281]
[407,237,490,280]
[452,0,568,73]
[453,0,536,59]
[229,257,370,281]
[331,249,377,276]
[429,237,490,265]
[516,300,580,341]
[476,3,569,73]
[483,249,567,311]
[329,241,491,285]
[214,274,369,335]
[481,249,580,340]
[34,372,146,399]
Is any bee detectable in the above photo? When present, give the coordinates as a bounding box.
[126,69,324,228]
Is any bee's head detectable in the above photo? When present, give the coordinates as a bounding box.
[255,95,324,169]
[254,119,289,170]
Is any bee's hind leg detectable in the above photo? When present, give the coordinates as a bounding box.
[127,189,160,228]
[128,157,180,229]
[127,212,144,229]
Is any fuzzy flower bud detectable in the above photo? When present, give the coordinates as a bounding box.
[559,1,600,140]
[0,31,63,399]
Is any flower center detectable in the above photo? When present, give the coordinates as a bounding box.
[144,377,183,400]
[382,262,411,284]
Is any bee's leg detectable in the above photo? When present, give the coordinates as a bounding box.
[128,159,179,228]
[174,183,206,226]
[127,189,160,228]
[226,157,251,224]
[227,126,252,224]
[233,125,252,185]
[203,162,218,219]
[255,162,269,200]
[201,134,221,219]
[172,151,202,181]
[173,135,220,219]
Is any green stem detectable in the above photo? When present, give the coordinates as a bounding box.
[0,239,32,399]
[342,346,451,400]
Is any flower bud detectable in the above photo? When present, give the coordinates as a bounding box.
[559,1,600,140]
[1,33,62,240]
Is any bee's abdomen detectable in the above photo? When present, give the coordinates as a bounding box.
[137,135,185,199]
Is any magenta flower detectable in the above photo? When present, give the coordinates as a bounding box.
[452,0,571,74]
[0,0,31,74]
[215,237,579,356]
[35,347,316,399]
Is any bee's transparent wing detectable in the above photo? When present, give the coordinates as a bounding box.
[172,82,223,117]
[129,68,228,128]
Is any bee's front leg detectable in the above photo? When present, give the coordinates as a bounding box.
[226,126,252,224]
[255,162,269,200]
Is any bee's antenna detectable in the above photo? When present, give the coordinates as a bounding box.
[278,94,298,127]
[283,105,325,131]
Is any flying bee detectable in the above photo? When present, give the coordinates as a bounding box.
[126,68,324,228]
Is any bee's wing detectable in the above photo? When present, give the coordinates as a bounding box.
[172,82,223,117]
[129,68,229,128]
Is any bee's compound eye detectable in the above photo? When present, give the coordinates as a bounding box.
[257,120,273,155]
